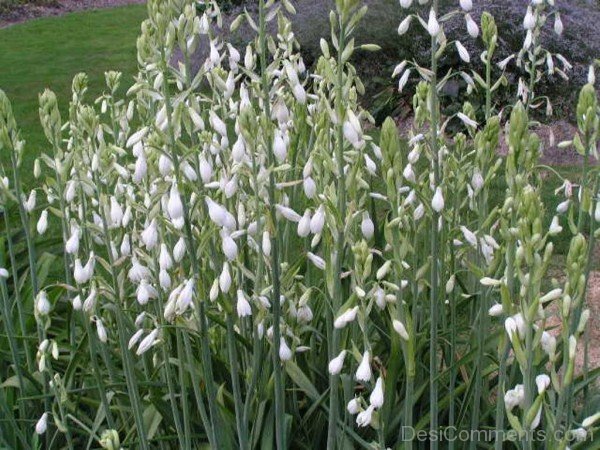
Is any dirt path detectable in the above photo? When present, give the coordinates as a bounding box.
[0,0,146,28]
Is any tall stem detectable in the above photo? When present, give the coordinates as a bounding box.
[326,9,348,450]
[429,1,441,446]
[257,1,286,447]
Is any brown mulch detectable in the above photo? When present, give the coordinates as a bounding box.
[0,0,146,28]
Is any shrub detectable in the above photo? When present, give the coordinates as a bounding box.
[0,0,599,449]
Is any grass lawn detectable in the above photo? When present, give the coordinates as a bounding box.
[0,4,147,188]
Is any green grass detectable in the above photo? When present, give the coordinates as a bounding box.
[0,4,146,187]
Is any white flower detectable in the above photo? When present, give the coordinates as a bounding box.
[504,384,525,410]
[276,204,301,222]
[497,55,515,71]
[141,219,158,250]
[557,199,570,214]
[488,304,503,317]
[504,317,518,342]
[347,397,361,414]
[0,268,9,278]
[355,351,372,382]
[457,112,478,128]
[293,83,307,104]
[427,9,440,36]
[398,16,412,35]
[334,306,359,329]
[465,14,479,38]
[222,233,238,261]
[554,14,563,36]
[167,183,184,229]
[399,0,412,8]
[398,68,411,92]
[65,228,80,254]
[535,374,550,394]
[582,412,600,428]
[279,338,292,361]
[459,0,472,12]
[460,226,478,247]
[35,291,51,315]
[109,197,123,227]
[128,329,144,349]
[173,238,186,262]
[455,41,470,63]
[128,258,150,282]
[24,190,36,213]
[35,412,48,435]
[262,231,271,257]
[569,335,577,360]
[209,111,227,137]
[392,61,408,78]
[176,279,195,313]
[310,206,325,234]
[96,318,108,343]
[328,350,347,375]
[540,331,557,358]
[273,130,287,163]
[403,163,416,183]
[159,270,171,291]
[432,187,444,212]
[540,288,562,304]
[393,319,410,341]
[136,279,157,305]
[307,252,326,270]
[136,329,159,355]
[369,377,384,408]
[297,210,311,237]
[356,405,375,427]
[236,290,252,317]
[413,203,425,221]
[548,216,562,236]
[303,177,317,198]
[159,244,173,270]
[37,210,48,235]
[219,263,232,293]
[126,127,148,147]
[361,212,375,239]
[523,7,535,30]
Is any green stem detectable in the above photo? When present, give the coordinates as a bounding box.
[429,2,441,446]
[326,9,348,450]
[257,1,286,447]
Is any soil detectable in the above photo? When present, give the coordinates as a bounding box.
[0,0,146,28]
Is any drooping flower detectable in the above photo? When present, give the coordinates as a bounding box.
[37,210,48,235]
[279,338,292,361]
[356,405,375,427]
[459,0,472,12]
[369,377,385,408]
[465,14,479,38]
[398,16,412,35]
[35,412,48,435]
[393,319,410,341]
[236,290,252,317]
[328,350,347,375]
[136,329,159,356]
[167,183,184,229]
[455,41,470,63]
[361,212,375,239]
[427,9,440,36]
[432,187,445,212]
[355,351,372,382]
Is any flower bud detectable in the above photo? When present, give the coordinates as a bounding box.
[355,351,372,382]
[328,350,347,375]
[369,377,385,408]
